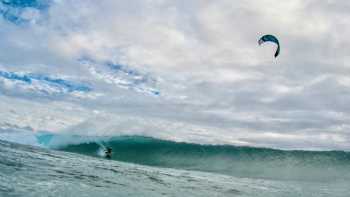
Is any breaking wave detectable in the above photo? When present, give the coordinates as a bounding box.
[36,133,350,181]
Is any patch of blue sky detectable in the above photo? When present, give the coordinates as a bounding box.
[106,62,139,77]
[105,62,152,85]
[0,70,91,93]
[80,58,160,96]
[1,0,48,8]
[0,0,50,24]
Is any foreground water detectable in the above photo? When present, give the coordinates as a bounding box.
[1,136,350,197]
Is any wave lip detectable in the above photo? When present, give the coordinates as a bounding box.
[41,134,350,182]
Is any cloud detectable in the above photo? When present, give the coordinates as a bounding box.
[0,0,349,150]
[79,58,160,96]
[0,0,49,24]
[0,68,92,99]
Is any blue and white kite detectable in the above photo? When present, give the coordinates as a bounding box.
[258,34,280,58]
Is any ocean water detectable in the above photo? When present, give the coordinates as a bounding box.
[0,133,349,197]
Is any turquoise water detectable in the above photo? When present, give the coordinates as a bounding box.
[51,135,350,182]
[0,133,347,196]
[1,138,349,197]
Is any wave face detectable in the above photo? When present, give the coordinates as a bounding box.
[38,134,350,181]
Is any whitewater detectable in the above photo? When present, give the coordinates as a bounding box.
[0,131,349,197]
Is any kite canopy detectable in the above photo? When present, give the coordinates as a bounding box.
[258,34,280,58]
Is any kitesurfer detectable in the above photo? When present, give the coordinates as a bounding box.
[105,147,112,159]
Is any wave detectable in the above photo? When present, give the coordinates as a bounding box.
[36,133,350,182]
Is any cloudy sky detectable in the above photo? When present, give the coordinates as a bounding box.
[0,0,350,150]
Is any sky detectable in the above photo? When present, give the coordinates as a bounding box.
[0,0,350,150]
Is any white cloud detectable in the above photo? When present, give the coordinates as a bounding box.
[0,0,350,150]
